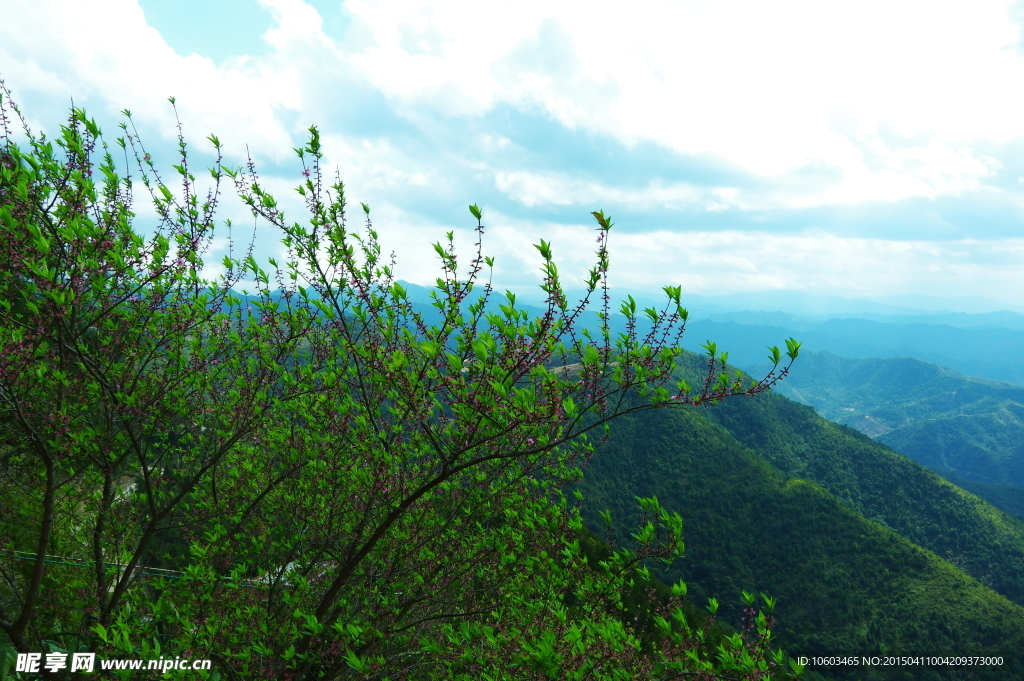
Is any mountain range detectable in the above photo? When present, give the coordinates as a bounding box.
[389,282,1024,385]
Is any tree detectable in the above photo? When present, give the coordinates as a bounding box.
[0,82,801,680]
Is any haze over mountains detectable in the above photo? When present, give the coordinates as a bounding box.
[592,288,1024,386]
[395,281,1024,385]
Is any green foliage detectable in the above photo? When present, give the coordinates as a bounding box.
[0,85,798,680]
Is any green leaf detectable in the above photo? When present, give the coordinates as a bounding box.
[473,339,488,363]
[785,337,802,359]
[590,209,614,231]
[619,295,637,317]
[533,239,553,261]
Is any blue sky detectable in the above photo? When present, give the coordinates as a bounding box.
[3,0,1024,310]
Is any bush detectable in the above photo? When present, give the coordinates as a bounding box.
[0,82,799,680]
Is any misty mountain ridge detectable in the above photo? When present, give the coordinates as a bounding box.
[696,308,1024,331]
[500,286,1024,318]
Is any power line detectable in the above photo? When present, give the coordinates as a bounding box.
[5,551,266,588]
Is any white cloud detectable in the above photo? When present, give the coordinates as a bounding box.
[338,0,1024,203]
[6,0,1022,205]
[4,0,1024,304]
[790,141,1001,206]
[601,230,1024,301]
[493,171,742,211]
[355,209,1024,303]
[0,0,329,162]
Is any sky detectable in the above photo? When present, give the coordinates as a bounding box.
[3,0,1024,311]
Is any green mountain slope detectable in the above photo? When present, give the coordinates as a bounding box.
[940,473,1024,519]
[702,388,1024,606]
[574,356,1024,680]
[878,402,1024,488]
[749,350,1024,435]
[751,351,1024,496]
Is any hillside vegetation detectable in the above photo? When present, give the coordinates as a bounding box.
[751,351,1024,511]
[575,353,1024,680]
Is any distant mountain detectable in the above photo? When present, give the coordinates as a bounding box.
[508,287,1024,317]
[388,281,1024,385]
[748,351,1024,433]
[575,353,1024,679]
[700,309,1024,331]
[280,281,1024,386]
[880,402,1024,487]
[690,317,1024,385]
[941,474,1024,520]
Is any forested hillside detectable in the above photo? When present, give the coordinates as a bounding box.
[752,351,1024,517]
[574,354,1024,680]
